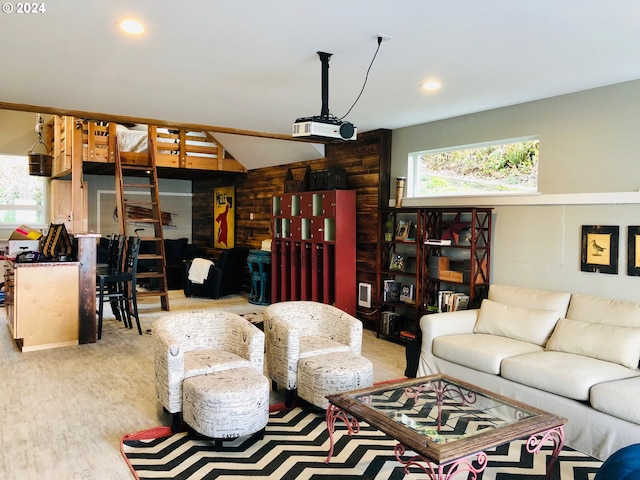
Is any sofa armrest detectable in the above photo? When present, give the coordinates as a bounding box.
[153,327,185,413]
[322,308,363,355]
[264,314,300,390]
[230,320,265,372]
[417,309,479,376]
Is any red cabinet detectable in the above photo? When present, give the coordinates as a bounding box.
[271,190,356,315]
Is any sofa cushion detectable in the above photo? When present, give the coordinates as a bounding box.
[473,299,560,346]
[488,284,571,317]
[183,350,251,379]
[546,318,640,369]
[433,333,543,375]
[591,377,640,425]
[501,351,639,401]
[567,293,640,327]
[164,238,189,263]
[299,336,350,358]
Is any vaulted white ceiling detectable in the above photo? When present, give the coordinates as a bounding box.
[2,0,639,169]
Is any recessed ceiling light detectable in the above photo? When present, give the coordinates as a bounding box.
[420,80,441,92]
[120,18,145,35]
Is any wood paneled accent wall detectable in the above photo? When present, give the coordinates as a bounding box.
[191,129,391,330]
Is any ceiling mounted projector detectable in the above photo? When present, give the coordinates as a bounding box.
[293,52,357,141]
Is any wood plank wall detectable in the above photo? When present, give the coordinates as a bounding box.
[191,128,391,330]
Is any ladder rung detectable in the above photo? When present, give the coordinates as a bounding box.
[137,271,166,279]
[138,253,164,261]
[124,201,157,206]
[123,183,155,188]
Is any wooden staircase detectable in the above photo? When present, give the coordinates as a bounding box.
[114,127,170,311]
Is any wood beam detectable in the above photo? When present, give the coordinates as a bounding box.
[0,100,326,143]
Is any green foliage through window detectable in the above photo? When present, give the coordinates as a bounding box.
[0,155,46,225]
[409,138,539,197]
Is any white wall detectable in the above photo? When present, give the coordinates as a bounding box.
[391,80,640,302]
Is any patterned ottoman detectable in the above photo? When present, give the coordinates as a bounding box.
[182,367,270,440]
[297,352,374,409]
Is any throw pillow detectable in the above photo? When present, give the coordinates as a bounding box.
[164,238,188,262]
[546,317,640,369]
[474,299,561,346]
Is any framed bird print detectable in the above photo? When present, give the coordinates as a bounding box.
[581,225,618,274]
[627,226,640,276]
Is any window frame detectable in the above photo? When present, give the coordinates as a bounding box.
[406,135,540,199]
[0,154,48,229]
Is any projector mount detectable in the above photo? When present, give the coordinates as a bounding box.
[292,51,357,141]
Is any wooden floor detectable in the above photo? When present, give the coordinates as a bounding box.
[0,292,407,480]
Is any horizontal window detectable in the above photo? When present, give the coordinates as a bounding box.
[408,137,539,198]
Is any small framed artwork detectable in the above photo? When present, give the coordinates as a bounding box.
[395,220,411,241]
[627,226,640,276]
[213,186,235,249]
[389,253,408,271]
[581,225,619,274]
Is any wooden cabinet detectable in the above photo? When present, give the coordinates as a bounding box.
[377,207,492,342]
[4,261,79,351]
[271,190,356,315]
[49,179,88,233]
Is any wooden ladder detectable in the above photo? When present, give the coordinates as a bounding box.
[114,126,170,311]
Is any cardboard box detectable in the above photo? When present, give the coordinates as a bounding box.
[9,225,43,241]
[8,240,41,258]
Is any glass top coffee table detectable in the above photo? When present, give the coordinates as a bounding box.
[325,374,566,480]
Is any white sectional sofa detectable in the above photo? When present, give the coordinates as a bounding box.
[417,284,640,460]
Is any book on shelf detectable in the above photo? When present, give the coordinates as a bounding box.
[437,290,470,312]
[399,330,416,341]
[425,239,452,246]
[383,279,402,302]
[400,283,415,303]
[380,311,401,335]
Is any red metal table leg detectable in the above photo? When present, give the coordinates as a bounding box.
[526,425,565,480]
[395,443,488,480]
[325,403,361,463]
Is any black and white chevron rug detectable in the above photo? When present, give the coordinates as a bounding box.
[122,408,601,480]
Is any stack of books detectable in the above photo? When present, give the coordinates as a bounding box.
[437,290,470,312]
[380,311,401,336]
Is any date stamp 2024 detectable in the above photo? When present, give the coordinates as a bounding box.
[2,2,46,14]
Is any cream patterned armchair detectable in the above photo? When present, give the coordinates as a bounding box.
[263,301,363,405]
[153,310,264,422]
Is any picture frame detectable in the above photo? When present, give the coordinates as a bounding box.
[214,186,235,249]
[627,226,640,276]
[389,253,408,271]
[395,220,411,241]
[581,225,619,274]
[400,283,415,303]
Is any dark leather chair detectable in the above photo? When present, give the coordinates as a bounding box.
[183,248,249,299]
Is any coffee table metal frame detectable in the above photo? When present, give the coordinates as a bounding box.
[326,374,566,480]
